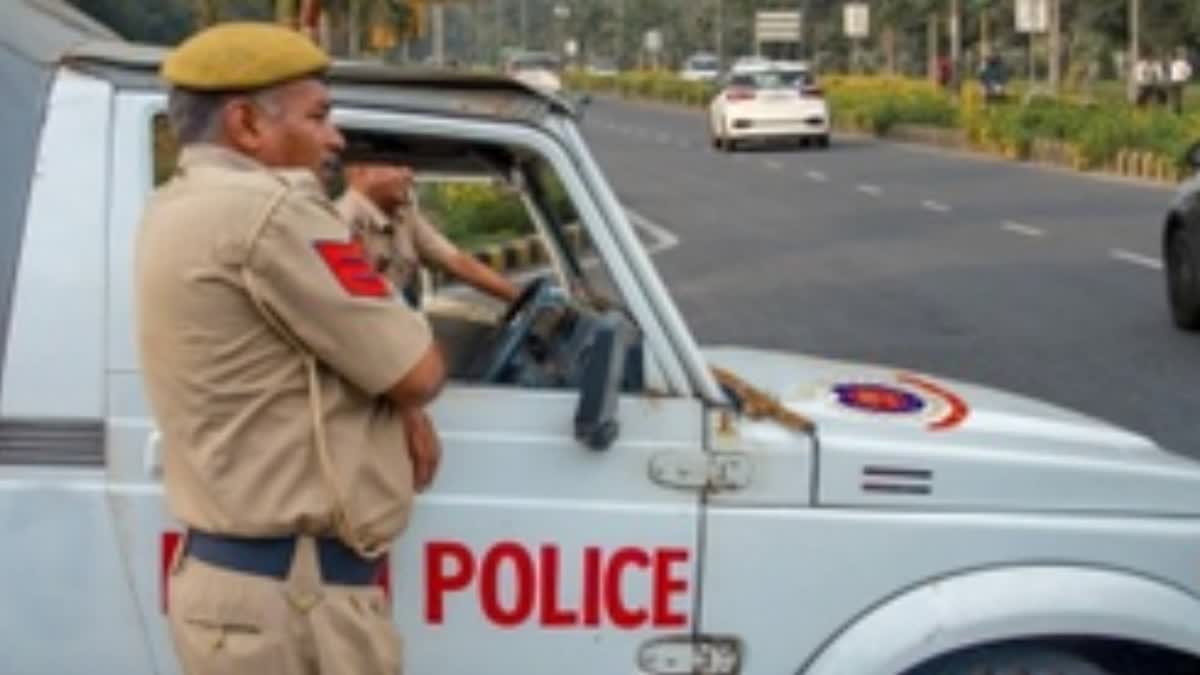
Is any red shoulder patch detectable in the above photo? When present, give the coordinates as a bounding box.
[313,239,392,298]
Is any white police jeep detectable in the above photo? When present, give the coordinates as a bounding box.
[4,3,1200,675]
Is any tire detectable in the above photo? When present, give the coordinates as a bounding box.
[1167,224,1200,331]
[815,134,831,149]
[913,644,1114,675]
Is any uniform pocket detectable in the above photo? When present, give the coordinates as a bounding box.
[168,558,287,675]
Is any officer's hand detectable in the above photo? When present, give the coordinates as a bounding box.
[402,408,441,491]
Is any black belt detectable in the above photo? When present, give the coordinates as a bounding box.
[185,530,382,586]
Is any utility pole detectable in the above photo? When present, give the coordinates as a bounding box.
[347,0,360,58]
[616,0,625,68]
[949,0,961,87]
[1128,0,1140,102]
[520,0,528,50]
[716,0,724,65]
[432,2,446,65]
[1048,0,1061,92]
[496,0,504,59]
[980,4,990,61]
[927,12,939,82]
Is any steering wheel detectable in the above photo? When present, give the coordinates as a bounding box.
[473,276,553,383]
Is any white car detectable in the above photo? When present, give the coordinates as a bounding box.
[505,51,564,94]
[10,3,1200,675]
[680,52,721,82]
[708,67,831,150]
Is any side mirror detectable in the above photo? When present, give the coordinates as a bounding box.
[1187,142,1200,171]
[574,312,631,451]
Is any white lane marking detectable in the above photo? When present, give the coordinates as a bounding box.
[764,159,784,170]
[857,184,883,197]
[1110,248,1163,270]
[626,209,681,254]
[806,170,828,182]
[1002,221,1046,238]
[922,200,951,213]
[655,132,672,144]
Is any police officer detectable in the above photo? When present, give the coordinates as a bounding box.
[136,22,445,674]
[337,161,520,306]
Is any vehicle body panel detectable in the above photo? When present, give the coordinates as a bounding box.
[701,509,1200,675]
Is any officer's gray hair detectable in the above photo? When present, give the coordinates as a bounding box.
[165,86,286,145]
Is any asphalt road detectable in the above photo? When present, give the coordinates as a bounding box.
[580,96,1200,458]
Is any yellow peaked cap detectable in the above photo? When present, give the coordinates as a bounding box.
[161,22,331,91]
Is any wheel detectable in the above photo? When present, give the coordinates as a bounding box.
[815,134,831,149]
[1166,224,1200,331]
[913,644,1114,675]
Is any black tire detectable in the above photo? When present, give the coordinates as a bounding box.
[815,134,831,149]
[1167,224,1200,331]
[913,644,1114,675]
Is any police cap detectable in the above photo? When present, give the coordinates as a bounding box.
[162,22,331,91]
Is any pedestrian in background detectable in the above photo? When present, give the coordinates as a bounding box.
[1169,48,1193,114]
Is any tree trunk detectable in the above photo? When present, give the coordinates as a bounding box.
[927,12,939,82]
[347,0,361,58]
[275,0,295,26]
[1128,0,1140,102]
[980,5,991,60]
[949,0,961,87]
[1048,0,1061,92]
[883,25,892,74]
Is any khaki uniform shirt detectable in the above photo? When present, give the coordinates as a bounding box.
[136,144,432,553]
[335,188,458,295]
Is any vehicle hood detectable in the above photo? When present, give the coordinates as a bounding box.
[704,346,1200,516]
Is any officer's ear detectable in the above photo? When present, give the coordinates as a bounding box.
[221,97,268,154]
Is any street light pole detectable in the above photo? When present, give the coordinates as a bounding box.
[520,0,528,50]
[716,0,724,65]
[1128,0,1141,102]
[1048,0,1061,92]
[616,0,625,68]
[950,0,961,86]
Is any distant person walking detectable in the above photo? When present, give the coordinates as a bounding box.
[1169,49,1193,114]
[1134,55,1167,107]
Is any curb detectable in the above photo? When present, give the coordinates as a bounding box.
[843,121,1184,187]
